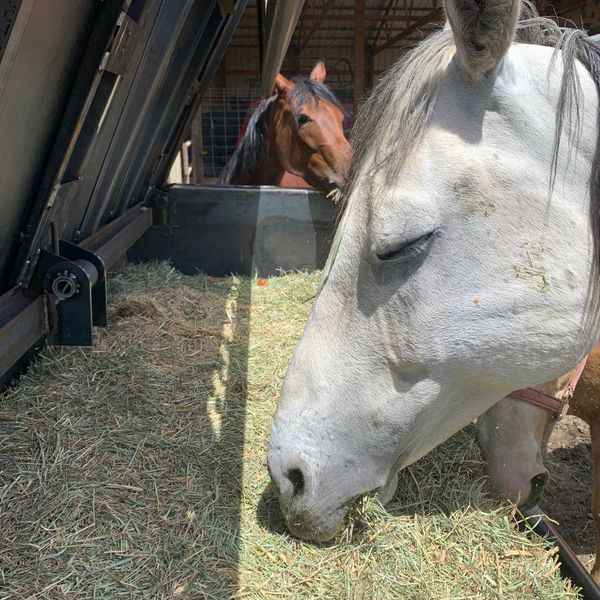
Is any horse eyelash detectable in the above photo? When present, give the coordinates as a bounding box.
[376,231,436,263]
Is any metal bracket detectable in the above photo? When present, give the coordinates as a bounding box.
[103,12,141,75]
[30,241,107,346]
[59,240,107,327]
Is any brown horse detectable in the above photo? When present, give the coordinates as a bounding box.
[222,60,350,192]
[477,345,600,582]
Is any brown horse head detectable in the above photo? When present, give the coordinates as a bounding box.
[223,60,350,192]
[272,61,350,191]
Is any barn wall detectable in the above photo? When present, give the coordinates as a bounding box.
[221,43,406,93]
[185,0,600,184]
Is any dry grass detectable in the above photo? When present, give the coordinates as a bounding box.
[0,262,580,599]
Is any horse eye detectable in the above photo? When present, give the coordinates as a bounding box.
[376,231,436,263]
[297,114,311,126]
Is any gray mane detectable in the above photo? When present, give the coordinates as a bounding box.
[342,1,600,268]
[347,4,599,196]
[222,77,343,184]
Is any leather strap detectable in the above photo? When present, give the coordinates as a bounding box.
[508,355,588,419]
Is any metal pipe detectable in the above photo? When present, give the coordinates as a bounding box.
[74,259,99,288]
[522,506,600,600]
[260,0,305,97]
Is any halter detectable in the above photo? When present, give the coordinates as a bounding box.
[508,356,588,418]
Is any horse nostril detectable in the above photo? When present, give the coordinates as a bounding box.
[288,468,305,497]
[530,472,549,494]
[525,472,549,507]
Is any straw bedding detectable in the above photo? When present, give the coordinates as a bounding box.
[0,262,579,598]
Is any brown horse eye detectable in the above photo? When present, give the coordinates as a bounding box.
[297,114,311,126]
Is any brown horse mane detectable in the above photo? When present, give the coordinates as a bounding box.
[222,77,344,185]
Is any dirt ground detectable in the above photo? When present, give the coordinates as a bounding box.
[542,415,596,570]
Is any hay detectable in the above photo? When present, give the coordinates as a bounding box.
[0,262,579,599]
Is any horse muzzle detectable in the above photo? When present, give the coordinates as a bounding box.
[267,451,346,542]
[267,423,389,542]
[485,464,550,508]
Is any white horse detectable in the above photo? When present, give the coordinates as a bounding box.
[268,0,600,542]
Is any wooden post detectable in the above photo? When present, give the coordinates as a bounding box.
[181,141,192,184]
[289,46,301,76]
[217,57,227,88]
[191,107,204,183]
[354,0,365,111]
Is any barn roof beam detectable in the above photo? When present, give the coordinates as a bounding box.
[241,13,438,23]
[372,0,400,48]
[373,9,440,54]
[298,0,336,51]
[238,13,438,26]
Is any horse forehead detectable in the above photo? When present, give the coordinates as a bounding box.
[301,97,342,121]
[430,46,558,137]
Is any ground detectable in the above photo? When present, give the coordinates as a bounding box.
[0,263,581,598]
[543,416,596,570]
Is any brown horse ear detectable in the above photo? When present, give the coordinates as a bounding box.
[274,73,292,95]
[310,59,326,83]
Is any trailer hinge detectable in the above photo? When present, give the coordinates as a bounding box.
[30,241,107,346]
[100,11,141,76]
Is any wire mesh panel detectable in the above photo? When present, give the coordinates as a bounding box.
[201,87,260,179]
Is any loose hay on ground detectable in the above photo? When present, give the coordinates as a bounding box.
[0,262,579,598]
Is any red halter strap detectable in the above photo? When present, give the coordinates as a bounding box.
[508,355,588,419]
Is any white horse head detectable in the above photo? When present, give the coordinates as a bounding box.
[268,0,600,542]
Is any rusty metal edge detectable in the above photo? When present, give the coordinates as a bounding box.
[0,291,48,380]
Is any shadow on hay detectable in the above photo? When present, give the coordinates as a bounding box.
[256,481,289,535]
[0,269,255,597]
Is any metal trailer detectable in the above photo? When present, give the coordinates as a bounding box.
[0,0,336,386]
[0,2,597,598]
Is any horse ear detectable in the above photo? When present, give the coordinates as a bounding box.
[444,0,520,78]
[274,73,292,95]
[310,59,326,83]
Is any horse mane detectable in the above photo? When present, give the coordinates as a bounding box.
[222,77,343,185]
[341,1,600,272]
[221,95,275,184]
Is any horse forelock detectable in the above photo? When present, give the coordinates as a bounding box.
[288,77,345,118]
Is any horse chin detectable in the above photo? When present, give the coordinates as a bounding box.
[377,471,399,505]
[282,503,347,543]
